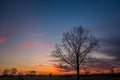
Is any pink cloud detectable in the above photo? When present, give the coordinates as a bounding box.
[21,42,39,49]
[0,37,5,44]
[20,40,52,49]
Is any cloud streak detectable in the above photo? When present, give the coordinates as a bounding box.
[100,37,120,60]
[35,64,51,67]
[21,42,39,49]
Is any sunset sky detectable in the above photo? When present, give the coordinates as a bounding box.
[0,0,120,75]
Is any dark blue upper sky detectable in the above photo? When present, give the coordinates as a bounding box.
[1,0,120,37]
[0,0,120,71]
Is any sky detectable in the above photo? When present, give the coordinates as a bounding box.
[0,0,120,75]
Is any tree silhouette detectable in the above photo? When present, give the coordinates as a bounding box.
[52,26,99,80]
[29,70,36,76]
[10,68,17,76]
[2,69,9,76]
[49,73,52,77]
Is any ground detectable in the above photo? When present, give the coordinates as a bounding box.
[0,75,120,80]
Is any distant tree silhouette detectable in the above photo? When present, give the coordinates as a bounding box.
[29,70,36,76]
[49,73,52,77]
[111,68,114,74]
[10,68,17,76]
[52,26,99,80]
[2,69,9,76]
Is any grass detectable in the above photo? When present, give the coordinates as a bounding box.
[0,76,120,80]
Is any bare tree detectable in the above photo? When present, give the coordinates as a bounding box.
[29,70,36,76]
[10,68,17,76]
[52,26,99,80]
[2,69,9,76]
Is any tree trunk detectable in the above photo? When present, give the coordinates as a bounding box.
[76,53,80,80]
[77,66,80,80]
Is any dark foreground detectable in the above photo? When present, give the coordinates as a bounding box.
[0,74,120,80]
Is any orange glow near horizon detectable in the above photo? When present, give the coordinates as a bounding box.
[1,64,120,75]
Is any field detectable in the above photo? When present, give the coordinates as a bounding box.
[0,75,120,80]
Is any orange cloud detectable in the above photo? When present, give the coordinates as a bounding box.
[35,64,52,68]
[39,64,45,66]
[21,42,39,49]
[35,64,46,67]
[0,37,5,44]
